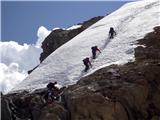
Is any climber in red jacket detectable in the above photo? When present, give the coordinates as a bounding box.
[91,46,101,59]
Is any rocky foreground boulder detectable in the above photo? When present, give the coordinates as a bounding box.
[2,26,160,120]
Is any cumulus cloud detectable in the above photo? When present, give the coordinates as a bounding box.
[36,26,51,47]
[1,26,51,94]
[0,41,42,70]
[0,63,27,94]
[0,41,42,93]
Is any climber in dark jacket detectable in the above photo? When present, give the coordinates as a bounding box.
[91,46,101,59]
[83,57,92,72]
[109,27,116,39]
[47,81,58,91]
[44,82,60,103]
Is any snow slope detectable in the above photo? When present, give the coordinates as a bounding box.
[12,0,160,92]
[67,25,82,30]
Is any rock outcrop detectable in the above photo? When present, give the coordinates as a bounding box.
[40,16,104,62]
[2,27,160,120]
[1,96,13,120]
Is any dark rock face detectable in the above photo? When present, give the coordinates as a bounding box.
[1,97,13,120]
[40,16,104,62]
[2,90,68,120]
[135,27,160,60]
[3,26,160,120]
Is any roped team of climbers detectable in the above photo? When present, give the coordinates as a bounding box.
[83,27,116,72]
[45,27,116,103]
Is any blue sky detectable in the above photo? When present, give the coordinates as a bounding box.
[1,1,130,45]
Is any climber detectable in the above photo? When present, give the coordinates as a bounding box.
[109,27,116,39]
[91,46,101,59]
[83,57,92,72]
[44,82,60,103]
[47,81,58,91]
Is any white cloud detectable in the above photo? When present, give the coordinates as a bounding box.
[0,41,42,70]
[0,63,27,94]
[0,26,51,94]
[36,26,51,47]
[0,41,43,93]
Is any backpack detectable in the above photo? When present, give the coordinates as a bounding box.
[47,82,55,90]
[110,27,116,34]
[83,58,89,64]
[91,46,97,51]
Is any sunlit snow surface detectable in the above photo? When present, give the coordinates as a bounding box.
[67,25,82,30]
[12,0,160,92]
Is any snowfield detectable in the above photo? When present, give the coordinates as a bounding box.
[12,0,160,92]
[67,25,82,30]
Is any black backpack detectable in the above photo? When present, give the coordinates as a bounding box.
[91,46,97,51]
[109,27,114,33]
[83,58,89,64]
[47,82,55,90]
